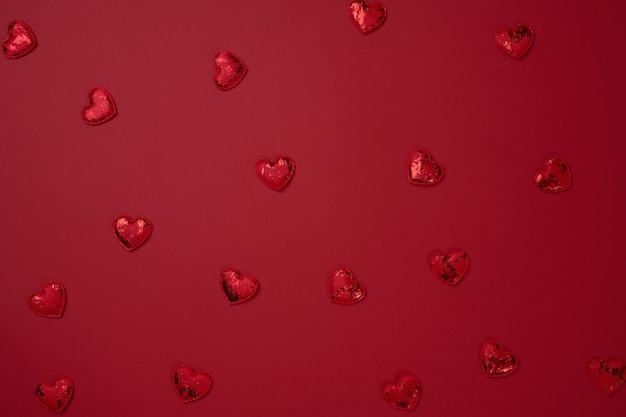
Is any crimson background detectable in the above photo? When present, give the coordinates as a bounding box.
[1,1,625,416]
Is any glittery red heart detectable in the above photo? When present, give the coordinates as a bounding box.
[173,365,212,403]
[220,269,259,304]
[348,1,387,34]
[534,156,571,193]
[429,249,469,286]
[256,155,295,191]
[382,374,421,411]
[113,216,152,251]
[2,20,37,59]
[82,87,117,125]
[480,340,518,377]
[587,358,625,395]
[329,267,366,305]
[28,281,66,318]
[213,51,247,91]
[494,24,534,59]
[407,148,444,185]
[35,377,73,413]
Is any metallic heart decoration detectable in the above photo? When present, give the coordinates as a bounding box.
[113,216,152,251]
[587,358,625,395]
[28,281,66,318]
[494,24,534,59]
[480,339,518,377]
[329,267,366,305]
[429,249,469,286]
[407,148,444,185]
[220,268,259,304]
[82,87,117,125]
[2,20,37,58]
[173,365,212,403]
[35,377,73,413]
[534,156,572,193]
[256,155,295,191]
[213,51,247,91]
[381,374,421,411]
[348,1,387,34]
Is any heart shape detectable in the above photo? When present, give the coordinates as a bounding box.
[534,156,571,193]
[348,1,387,34]
[82,87,117,125]
[256,155,295,191]
[407,148,444,185]
[2,20,37,59]
[113,216,152,251]
[494,24,534,59]
[173,365,212,403]
[429,249,469,286]
[28,281,66,318]
[587,358,625,395]
[213,51,248,91]
[480,339,518,377]
[381,374,421,411]
[329,267,366,304]
[220,269,259,304]
[35,377,73,413]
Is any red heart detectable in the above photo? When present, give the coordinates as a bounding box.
[173,365,212,403]
[587,358,625,395]
[329,267,366,304]
[494,24,534,59]
[534,156,572,193]
[429,249,469,286]
[28,281,66,318]
[480,340,518,377]
[220,269,259,304]
[82,87,117,125]
[407,148,444,185]
[213,51,248,91]
[382,374,421,411]
[35,377,73,413]
[113,216,152,251]
[348,1,387,34]
[256,155,295,191]
[2,20,37,59]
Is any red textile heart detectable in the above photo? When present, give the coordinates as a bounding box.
[213,51,247,91]
[329,267,366,304]
[220,269,259,304]
[113,216,152,251]
[534,156,571,193]
[173,365,212,403]
[429,249,469,286]
[2,20,37,59]
[28,281,66,318]
[407,148,444,185]
[480,340,518,377]
[256,155,295,191]
[348,1,387,34]
[382,374,421,411]
[35,377,73,413]
[494,24,534,59]
[82,87,117,125]
[587,358,625,395]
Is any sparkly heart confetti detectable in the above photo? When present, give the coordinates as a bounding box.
[494,24,534,59]
[82,87,117,125]
[480,339,518,377]
[220,268,259,304]
[213,51,247,91]
[35,377,73,413]
[2,20,37,59]
[382,374,421,411]
[407,148,444,185]
[587,358,625,395]
[348,1,387,34]
[256,155,295,191]
[534,156,572,193]
[113,216,152,251]
[28,281,66,318]
[173,365,212,403]
[329,267,366,305]
[429,249,469,286]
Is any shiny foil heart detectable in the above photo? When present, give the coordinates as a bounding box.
[480,340,518,377]
[382,374,421,411]
[28,281,66,318]
[113,216,152,251]
[220,268,259,304]
[348,1,387,34]
[429,249,469,286]
[2,20,37,59]
[82,87,117,125]
[213,51,247,91]
[256,155,295,191]
[494,24,534,59]
[329,267,366,304]
[35,377,73,413]
[407,148,444,185]
[534,156,572,193]
[587,358,625,395]
[173,365,212,403]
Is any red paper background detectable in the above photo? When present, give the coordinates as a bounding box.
[1,1,625,416]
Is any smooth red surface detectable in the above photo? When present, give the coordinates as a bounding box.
[1,1,625,416]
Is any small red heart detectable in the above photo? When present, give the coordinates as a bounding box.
[113,216,152,251]
[256,155,295,191]
[348,1,387,34]
[2,20,37,59]
[220,269,259,304]
[82,87,117,125]
[407,148,444,185]
[494,24,534,59]
[35,377,73,413]
[587,358,625,395]
[28,281,66,318]
[173,365,212,403]
[329,267,366,304]
[382,374,421,411]
[534,156,571,193]
[213,51,247,91]
[429,249,469,286]
[480,339,518,377]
